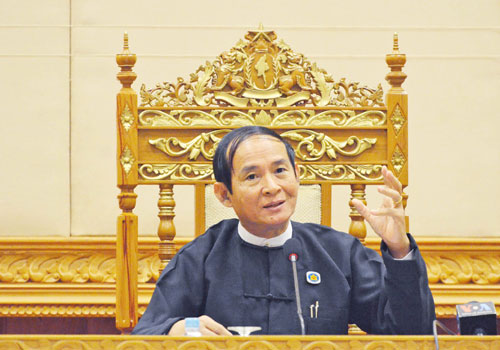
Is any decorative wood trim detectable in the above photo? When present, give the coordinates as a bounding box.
[1,237,498,318]
[0,335,499,349]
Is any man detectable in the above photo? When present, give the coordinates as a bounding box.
[132,126,435,335]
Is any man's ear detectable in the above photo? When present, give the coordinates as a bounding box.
[214,182,233,208]
[294,163,300,182]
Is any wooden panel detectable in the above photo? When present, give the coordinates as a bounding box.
[0,335,500,349]
[1,237,499,319]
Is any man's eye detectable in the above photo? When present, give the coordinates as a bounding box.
[276,167,286,174]
[246,174,256,180]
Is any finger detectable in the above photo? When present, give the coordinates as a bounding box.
[382,166,402,193]
[199,315,232,336]
[377,185,402,203]
[370,207,404,217]
[352,199,372,220]
[200,327,219,336]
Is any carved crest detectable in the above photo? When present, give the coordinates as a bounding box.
[140,25,384,108]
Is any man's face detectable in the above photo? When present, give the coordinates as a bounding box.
[215,135,300,238]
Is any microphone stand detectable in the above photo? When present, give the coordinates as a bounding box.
[290,255,305,335]
[432,319,456,350]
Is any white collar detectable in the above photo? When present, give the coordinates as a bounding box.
[237,221,292,247]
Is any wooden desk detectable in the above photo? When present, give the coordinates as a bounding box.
[0,335,499,349]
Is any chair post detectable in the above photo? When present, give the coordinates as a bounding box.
[349,184,367,241]
[116,32,138,333]
[386,33,409,231]
[194,183,206,236]
[158,184,177,274]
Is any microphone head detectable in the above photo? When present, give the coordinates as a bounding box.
[283,238,302,262]
[456,301,497,335]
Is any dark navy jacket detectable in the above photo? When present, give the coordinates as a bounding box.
[132,219,435,335]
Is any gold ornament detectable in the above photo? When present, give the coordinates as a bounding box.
[139,26,385,108]
[148,130,230,161]
[120,146,135,175]
[1,336,498,349]
[391,146,406,175]
[298,165,383,182]
[426,253,500,285]
[281,130,376,161]
[120,104,134,131]
[139,109,386,128]
[390,104,405,135]
[0,252,160,284]
[139,164,214,181]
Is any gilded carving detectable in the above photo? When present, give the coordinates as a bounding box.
[139,26,385,108]
[390,146,405,175]
[281,130,376,161]
[120,104,134,131]
[149,130,375,162]
[149,130,230,161]
[1,337,494,350]
[4,249,500,287]
[255,110,272,125]
[271,109,386,127]
[139,164,214,181]
[0,253,160,283]
[139,109,386,128]
[299,165,383,182]
[390,104,405,135]
[425,254,500,285]
[120,146,135,175]
[0,305,116,317]
[303,341,342,350]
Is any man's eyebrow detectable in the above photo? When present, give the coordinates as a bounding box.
[238,159,289,175]
[239,165,258,175]
[272,159,288,167]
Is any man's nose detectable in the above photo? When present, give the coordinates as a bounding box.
[262,173,280,195]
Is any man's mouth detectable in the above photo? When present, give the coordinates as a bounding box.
[263,200,285,209]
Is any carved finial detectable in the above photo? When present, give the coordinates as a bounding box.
[123,32,129,51]
[116,32,137,88]
[258,22,264,31]
[385,33,406,89]
[393,32,399,52]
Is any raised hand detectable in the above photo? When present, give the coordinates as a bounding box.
[352,166,410,258]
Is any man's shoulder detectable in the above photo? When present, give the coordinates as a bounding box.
[157,219,238,281]
[180,219,239,254]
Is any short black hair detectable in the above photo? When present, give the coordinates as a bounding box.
[213,126,296,194]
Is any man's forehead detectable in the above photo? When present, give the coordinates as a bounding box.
[229,135,289,170]
[233,136,286,156]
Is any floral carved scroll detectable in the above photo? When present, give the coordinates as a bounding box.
[148,130,377,163]
[149,130,230,161]
[0,253,160,284]
[425,254,500,285]
[281,130,376,161]
[138,109,386,128]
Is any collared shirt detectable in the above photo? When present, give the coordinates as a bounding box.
[237,220,413,259]
[237,221,292,247]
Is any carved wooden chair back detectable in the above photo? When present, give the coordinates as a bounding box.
[115,27,408,332]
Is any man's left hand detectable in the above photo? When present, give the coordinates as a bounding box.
[352,166,410,258]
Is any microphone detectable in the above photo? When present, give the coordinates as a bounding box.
[456,301,497,335]
[283,238,305,335]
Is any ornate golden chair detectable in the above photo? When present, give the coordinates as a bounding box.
[115,27,408,332]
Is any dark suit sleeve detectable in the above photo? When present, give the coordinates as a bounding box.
[131,243,206,335]
[348,234,435,334]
